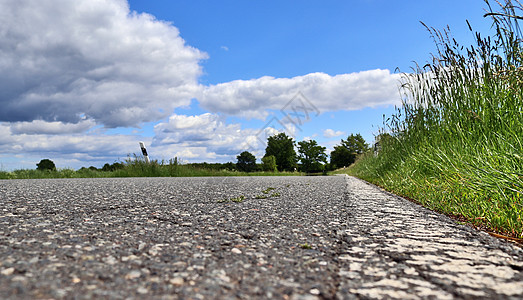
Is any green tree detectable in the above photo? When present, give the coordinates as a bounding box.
[330,145,355,169]
[329,133,369,169]
[102,162,125,172]
[223,162,236,171]
[341,133,370,154]
[36,159,56,171]
[261,155,277,172]
[111,162,125,170]
[297,139,327,173]
[236,151,257,172]
[264,133,298,171]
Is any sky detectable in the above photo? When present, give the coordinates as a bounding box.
[0,0,496,170]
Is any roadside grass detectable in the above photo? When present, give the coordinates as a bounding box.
[0,156,301,180]
[0,168,112,179]
[113,157,301,178]
[346,0,523,239]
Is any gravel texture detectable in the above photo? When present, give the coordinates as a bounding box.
[0,175,522,299]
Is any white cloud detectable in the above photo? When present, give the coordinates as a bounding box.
[0,0,206,127]
[0,112,298,169]
[2,118,122,168]
[152,113,305,162]
[10,119,97,135]
[323,129,345,138]
[200,70,402,119]
[0,123,137,155]
[153,113,263,157]
[0,121,145,170]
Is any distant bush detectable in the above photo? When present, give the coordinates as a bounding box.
[261,155,277,172]
[102,162,125,172]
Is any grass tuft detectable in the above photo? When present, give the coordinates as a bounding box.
[299,243,312,250]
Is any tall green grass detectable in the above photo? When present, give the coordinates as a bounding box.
[349,0,523,238]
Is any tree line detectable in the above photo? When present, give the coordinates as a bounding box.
[236,132,369,173]
[34,132,369,174]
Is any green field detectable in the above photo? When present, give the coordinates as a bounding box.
[0,158,298,180]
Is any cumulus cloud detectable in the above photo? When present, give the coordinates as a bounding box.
[200,70,402,119]
[323,129,345,138]
[0,111,297,169]
[10,119,97,135]
[0,0,206,127]
[152,112,304,162]
[153,113,261,156]
[0,123,140,158]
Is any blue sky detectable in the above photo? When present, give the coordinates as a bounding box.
[129,0,491,82]
[0,0,495,170]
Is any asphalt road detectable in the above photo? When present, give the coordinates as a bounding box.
[0,175,522,299]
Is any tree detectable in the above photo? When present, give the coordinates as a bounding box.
[223,162,236,171]
[330,145,355,169]
[236,151,257,172]
[297,139,327,173]
[261,155,277,172]
[36,159,56,171]
[341,133,370,154]
[329,133,369,169]
[264,133,298,171]
[102,162,125,172]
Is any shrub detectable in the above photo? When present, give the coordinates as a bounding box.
[261,155,278,172]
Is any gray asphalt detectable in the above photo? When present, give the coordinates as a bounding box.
[0,175,522,299]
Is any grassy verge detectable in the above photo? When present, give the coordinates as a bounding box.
[0,157,300,180]
[346,0,523,239]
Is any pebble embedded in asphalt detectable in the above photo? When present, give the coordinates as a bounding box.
[0,176,521,299]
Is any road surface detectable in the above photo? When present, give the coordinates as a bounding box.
[0,176,522,299]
